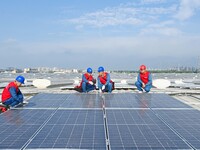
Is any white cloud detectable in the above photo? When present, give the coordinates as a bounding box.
[1,35,200,68]
[156,27,182,36]
[140,20,183,36]
[175,0,200,20]
[67,7,143,27]
[140,27,182,36]
[64,2,176,28]
[141,0,166,4]
[61,1,187,37]
[18,36,199,56]
[149,20,175,28]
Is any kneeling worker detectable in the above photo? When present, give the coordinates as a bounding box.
[1,75,25,107]
[135,65,152,93]
[81,68,96,93]
[97,66,113,93]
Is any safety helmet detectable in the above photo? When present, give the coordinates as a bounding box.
[98,66,104,72]
[16,75,25,84]
[87,67,93,74]
[140,65,146,70]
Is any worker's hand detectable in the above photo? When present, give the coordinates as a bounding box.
[142,83,145,88]
[88,81,93,85]
[102,85,105,90]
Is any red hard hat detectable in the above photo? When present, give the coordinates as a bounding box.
[140,65,146,70]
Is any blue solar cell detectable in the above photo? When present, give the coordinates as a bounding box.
[60,94,102,108]
[0,109,54,149]
[26,110,106,149]
[0,124,41,149]
[154,110,200,149]
[103,93,191,108]
[24,93,191,109]
[25,93,70,108]
[46,110,103,125]
[135,93,191,108]
[135,93,192,108]
[107,109,192,149]
[104,93,141,108]
[0,109,54,125]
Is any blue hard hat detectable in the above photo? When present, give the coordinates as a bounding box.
[16,75,25,84]
[98,66,104,72]
[87,68,93,74]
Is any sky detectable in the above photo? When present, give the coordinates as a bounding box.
[0,0,200,70]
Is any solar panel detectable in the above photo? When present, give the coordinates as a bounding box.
[103,93,191,109]
[106,109,192,149]
[135,93,192,108]
[0,109,54,125]
[25,110,106,149]
[26,124,106,149]
[60,94,102,108]
[154,110,200,149]
[0,124,40,149]
[0,93,199,150]
[0,109,54,149]
[25,93,70,108]
[104,93,142,108]
[26,93,103,109]
[25,93,191,109]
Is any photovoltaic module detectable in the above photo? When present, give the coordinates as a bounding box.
[0,93,199,149]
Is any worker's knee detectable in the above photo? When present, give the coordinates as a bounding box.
[144,85,152,92]
[135,81,141,87]
[82,82,86,87]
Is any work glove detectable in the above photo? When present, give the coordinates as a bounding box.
[88,81,93,85]
[102,85,105,90]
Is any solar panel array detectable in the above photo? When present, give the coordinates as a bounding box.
[0,93,200,150]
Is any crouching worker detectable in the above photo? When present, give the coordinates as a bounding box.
[74,68,96,93]
[97,66,114,93]
[135,65,152,93]
[1,75,25,108]
[81,68,96,93]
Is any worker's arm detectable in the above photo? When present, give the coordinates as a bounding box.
[82,74,88,83]
[97,77,102,88]
[137,74,143,84]
[146,73,152,86]
[105,74,111,85]
[9,87,23,102]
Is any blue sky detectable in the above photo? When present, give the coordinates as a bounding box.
[0,0,200,70]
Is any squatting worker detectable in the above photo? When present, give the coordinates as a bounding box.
[97,66,113,93]
[135,65,152,93]
[1,75,25,107]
